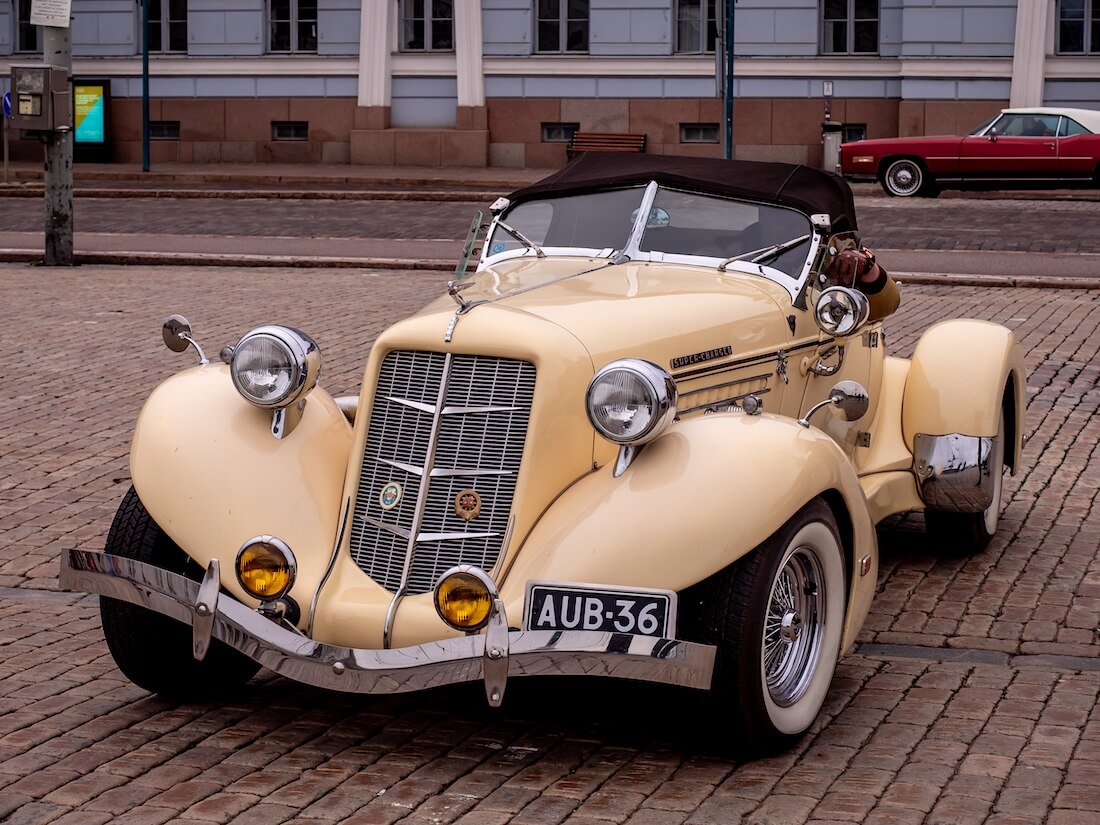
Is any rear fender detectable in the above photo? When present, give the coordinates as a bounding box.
[902,320,1025,472]
[130,365,353,608]
[500,413,878,651]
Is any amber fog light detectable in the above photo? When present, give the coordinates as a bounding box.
[236,536,296,600]
[434,566,497,631]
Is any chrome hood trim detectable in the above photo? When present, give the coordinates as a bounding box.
[61,550,715,696]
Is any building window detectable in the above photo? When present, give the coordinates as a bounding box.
[536,0,588,53]
[15,0,39,52]
[272,121,309,140]
[147,0,188,53]
[542,122,579,142]
[822,0,878,54]
[842,123,866,142]
[675,0,719,54]
[399,0,454,51]
[680,123,719,143]
[1057,0,1100,53]
[269,0,317,53]
[150,121,181,140]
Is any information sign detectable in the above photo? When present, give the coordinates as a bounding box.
[74,85,106,143]
[30,0,72,28]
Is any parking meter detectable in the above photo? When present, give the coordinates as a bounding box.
[10,64,71,133]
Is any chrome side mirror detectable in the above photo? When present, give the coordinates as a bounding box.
[988,127,998,142]
[813,286,870,337]
[162,314,209,365]
[799,381,869,428]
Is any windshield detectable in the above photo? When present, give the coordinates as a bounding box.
[486,184,814,280]
[969,115,999,136]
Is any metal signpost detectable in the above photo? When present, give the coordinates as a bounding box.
[3,91,10,183]
[718,0,736,160]
[31,0,73,265]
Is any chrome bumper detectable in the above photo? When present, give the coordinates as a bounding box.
[61,550,715,703]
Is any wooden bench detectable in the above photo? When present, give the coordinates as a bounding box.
[566,131,647,158]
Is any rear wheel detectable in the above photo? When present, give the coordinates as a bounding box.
[882,158,935,197]
[925,409,1006,554]
[685,499,846,754]
[99,487,260,700]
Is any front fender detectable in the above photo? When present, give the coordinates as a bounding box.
[902,319,1025,471]
[130,365,352,606]
[499,413,877,651]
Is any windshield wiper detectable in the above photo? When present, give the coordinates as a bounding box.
[495,220,545,258]
[717,234,812,271]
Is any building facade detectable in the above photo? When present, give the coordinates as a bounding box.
[1,0,1097,167]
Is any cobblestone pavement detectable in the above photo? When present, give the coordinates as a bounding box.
[1,194,1099,254]
[2,265,1099,824]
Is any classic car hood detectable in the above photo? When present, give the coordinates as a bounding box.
[420,255,795,367]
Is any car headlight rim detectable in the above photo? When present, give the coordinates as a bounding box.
[230,325,321,409]
[434,565,498,631]
[235,535,297,601]
[814,286,871,337]
[586,358,677,446]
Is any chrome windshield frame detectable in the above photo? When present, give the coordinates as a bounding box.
[477,182,825,304]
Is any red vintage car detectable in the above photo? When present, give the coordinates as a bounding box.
[840,107,1100,197]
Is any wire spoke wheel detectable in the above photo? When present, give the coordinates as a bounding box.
[883,159,924,197]
[763,545,825,708]
[684,498,846,754]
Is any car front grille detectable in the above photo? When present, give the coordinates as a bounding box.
[348,350,536,595]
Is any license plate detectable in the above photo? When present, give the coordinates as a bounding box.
[524,581,676,638]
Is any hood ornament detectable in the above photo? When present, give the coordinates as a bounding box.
[448,278,474,310]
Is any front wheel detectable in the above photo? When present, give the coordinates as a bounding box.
[925,409,1006,554]
[99,487,261,700]
[688,499,846,754]
[882,158,934,197]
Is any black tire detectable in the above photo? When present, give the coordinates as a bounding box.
[925,408,1006,554]
[683,498,846,754]
[99,487,261,700]
[881,158,935,198]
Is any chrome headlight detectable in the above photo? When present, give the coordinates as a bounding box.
[813,286,871,337]
[230,325,321,408]
[586,359,677,445]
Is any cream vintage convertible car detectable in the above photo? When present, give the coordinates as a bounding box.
[61,154,1024,753]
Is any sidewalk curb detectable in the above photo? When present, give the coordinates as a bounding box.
[0,185,496,202]
[893,271,1100,289]
[0,250,453,270]
[1,249,1097,287]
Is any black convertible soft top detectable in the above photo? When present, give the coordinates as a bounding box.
[508,153,859,233]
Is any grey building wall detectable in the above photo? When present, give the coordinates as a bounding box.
[189,0,265,57]
[391,77,458,127]
[879,0,904,57]
[72,0,136,57]
[108,75,358,98]
[1044,80,1100,110]
[734,0,818,58]
[589,0,671,56]
[482,0,533,55]
[317,0,360,56]
[484,74,715,97]
[0,4,12,55]
[897,0,1016,58]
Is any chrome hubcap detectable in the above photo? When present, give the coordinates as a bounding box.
[895,169,913,186]
[763,545,825,707]
[780,610,802,641]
